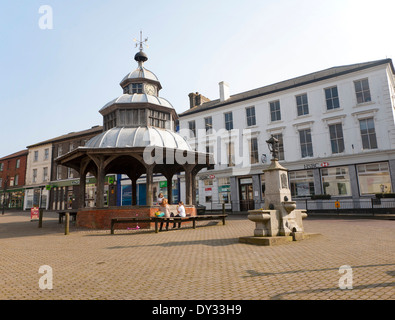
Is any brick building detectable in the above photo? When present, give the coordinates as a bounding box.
[0,149,28,210]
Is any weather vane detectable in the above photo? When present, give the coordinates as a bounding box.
[133,31,149,52]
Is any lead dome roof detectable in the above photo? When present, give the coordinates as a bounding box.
[84,126,192,151]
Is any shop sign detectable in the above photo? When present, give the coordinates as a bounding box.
[159,181,167,188]
[218,185,230,192]
[205,188,212,192]
[304,162,330,169]
[239,178,252,184]
[30,207,40,221]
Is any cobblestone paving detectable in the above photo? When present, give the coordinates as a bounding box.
[0,211,394,300]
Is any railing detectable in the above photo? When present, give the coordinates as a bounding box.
[199,198,395,215]
[295,198,395,215]
[200,200,265,213]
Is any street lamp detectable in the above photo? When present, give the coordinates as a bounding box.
[2,176,9,215]
[266,135,279,161]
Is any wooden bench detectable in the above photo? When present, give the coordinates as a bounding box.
[57,211,78,224]
[110,214,227,234]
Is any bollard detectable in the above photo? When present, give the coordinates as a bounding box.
[65,212,70,235]
[222,203,225,214]
[38,209,43,228]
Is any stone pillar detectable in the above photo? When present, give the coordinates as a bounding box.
[263,160,292,210]
[230,176,238,211]
[252,174,261,209]
[313,168,322,195]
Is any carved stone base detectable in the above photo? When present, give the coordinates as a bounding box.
[239,233,322,246]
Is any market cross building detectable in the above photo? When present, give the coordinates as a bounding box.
[56,38,213,229]
[178,59,395,212]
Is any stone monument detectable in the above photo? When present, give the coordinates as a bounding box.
[239,135,319,245]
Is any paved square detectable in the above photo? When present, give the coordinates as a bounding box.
[0,211,394,300]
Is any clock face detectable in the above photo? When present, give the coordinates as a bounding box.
[145,84,155,95]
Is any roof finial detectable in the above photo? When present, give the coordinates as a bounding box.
[133,31,149,64]
[133,30,149,52]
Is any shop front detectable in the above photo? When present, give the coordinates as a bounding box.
[49,175,116,210]
[24,186,49,210]
[1,188,25,210]
[117,174,179,206]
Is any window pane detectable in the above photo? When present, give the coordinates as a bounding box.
[362,79,369,90]
[354,81,362,92]
[369,133,377,149]
[325,88,331,100]
[361,135,370,149]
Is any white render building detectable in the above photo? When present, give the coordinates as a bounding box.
[178,59,395,211]
[24,142,52,210]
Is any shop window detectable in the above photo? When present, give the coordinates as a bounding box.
[357,162,391,195]
[218,177,230,203]
[321,167,351,196]
[289,170,315,198]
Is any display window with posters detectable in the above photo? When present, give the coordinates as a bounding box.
[357,162,392,195]
[321,166,351,196]
[289,170,315,198]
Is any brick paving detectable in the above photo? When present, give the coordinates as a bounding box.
[0,211,394,300]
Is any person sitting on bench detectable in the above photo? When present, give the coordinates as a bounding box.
[171,201,186,229]
[159,198,171,231]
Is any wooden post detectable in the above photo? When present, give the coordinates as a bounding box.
[111,219,115,235]
[146,165,154,206]
[65,212,70,235]
[38,209,43,228]
[167,175,173,204]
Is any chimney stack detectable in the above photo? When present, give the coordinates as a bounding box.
[188,92,210,109]
[219,81,230,102]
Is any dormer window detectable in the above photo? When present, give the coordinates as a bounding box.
[131,83,143,94]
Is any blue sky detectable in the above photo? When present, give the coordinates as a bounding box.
[0,0,394,157]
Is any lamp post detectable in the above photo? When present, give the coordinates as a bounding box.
[265,135,279,161]
[2,176,9,215]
